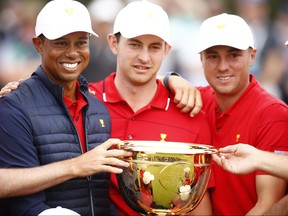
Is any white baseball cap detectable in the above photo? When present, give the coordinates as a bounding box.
[285,40,288,46]
[35,0,98,40]
[197,13,255,53]
[113,0,172,46]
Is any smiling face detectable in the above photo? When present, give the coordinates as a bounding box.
[108,33,171,87]
[33,32,90,87]
[200,45,256,101]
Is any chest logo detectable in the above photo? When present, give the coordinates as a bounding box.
[160,133,167,142]
[236,134,240,142]
[99,119,105,127]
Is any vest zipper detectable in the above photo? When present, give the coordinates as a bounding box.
[63,91,95,215]
[82,103,95,216]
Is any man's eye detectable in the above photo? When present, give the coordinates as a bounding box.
[55,42,66,46]
[151,45,161,50]
[207,55,217,59]
[78,41,88,46]
[129,43,140,47]
[230,53,240,58]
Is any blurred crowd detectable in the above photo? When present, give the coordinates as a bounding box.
[0,0,287,103]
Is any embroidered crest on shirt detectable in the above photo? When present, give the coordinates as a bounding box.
[160,133,167,142]
[99,119,105,127]
[236,134,240,142]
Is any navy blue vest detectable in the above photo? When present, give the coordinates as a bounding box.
[3,66,111,215]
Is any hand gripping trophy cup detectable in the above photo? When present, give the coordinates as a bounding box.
[117,141,217,215]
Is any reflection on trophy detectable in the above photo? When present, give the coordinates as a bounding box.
[117,140,217,215]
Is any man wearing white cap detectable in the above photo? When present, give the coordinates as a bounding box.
[211,39,288,215]
[88,1,212,215]
[0,0,209,215]
[0,2,205,210]
[193,13,288,215]
[0,0,132,215]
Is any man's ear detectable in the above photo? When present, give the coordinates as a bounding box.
[163,43,172,58]
[107,33,118,55]
[32,37,43,54]
[249,48,257,67]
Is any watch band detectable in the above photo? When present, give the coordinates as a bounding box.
[163,71,180,91]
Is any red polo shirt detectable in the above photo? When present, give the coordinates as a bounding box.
[63,82,87,153]
[199,74,288,215]
[89,72,212,216]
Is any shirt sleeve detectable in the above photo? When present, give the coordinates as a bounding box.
[0,98,39,167]
[0,98,50,215]
[256,103,288,152]
[255,103,288,175]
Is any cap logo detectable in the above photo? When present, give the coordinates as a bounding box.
[64,8,74,16]
[217,24,225,30]
[145,11,154,18]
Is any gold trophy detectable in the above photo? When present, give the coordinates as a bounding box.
[117,141,217,215]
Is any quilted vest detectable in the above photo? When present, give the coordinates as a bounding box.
[6,66,111,215]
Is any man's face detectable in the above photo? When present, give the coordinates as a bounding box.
[33,32,90,86]
[109,34,171,86]
[200,45,256,99]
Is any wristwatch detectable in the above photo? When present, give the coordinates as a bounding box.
[163,71,181,91]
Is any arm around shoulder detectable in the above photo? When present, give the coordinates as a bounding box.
[160,72,203,117]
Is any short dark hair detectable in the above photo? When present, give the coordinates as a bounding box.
[114,32,121,43]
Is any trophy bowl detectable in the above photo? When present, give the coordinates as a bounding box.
[117,140,217,215]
